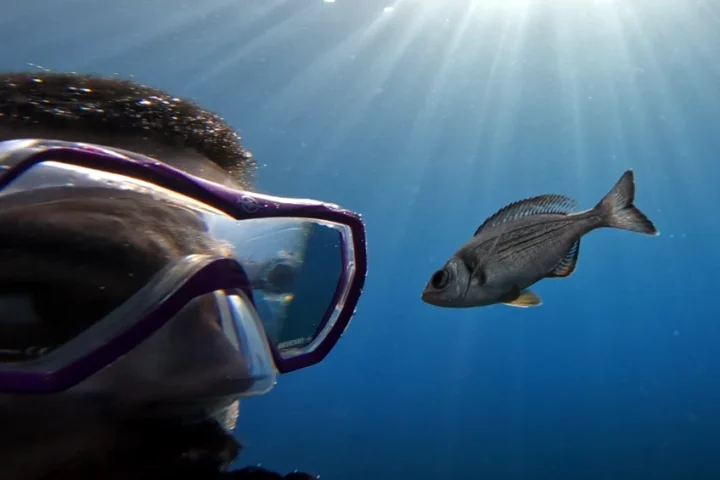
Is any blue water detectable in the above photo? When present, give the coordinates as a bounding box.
[2,0,720,478]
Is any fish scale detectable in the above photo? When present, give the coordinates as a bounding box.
[494,219,578,261]
[468,218,574,265]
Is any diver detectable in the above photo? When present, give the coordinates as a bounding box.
[0,72,368,480]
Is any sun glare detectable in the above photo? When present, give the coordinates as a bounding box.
[163,0,707,203]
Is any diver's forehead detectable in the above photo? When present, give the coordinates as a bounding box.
[0,126,238,187]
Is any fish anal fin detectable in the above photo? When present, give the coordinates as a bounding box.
[504,290,543,308]
[548,240,581,278]
[499,288,543,308]
[474,194,579,236]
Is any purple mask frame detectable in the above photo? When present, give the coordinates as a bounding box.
[0,141,368,391]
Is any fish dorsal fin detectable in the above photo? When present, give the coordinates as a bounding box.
[548,240,581,278]
[474,194,579,236]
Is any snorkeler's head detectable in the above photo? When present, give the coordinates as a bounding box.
[0,72,367,480]
[0,72,260,478]
[0,72,260,395]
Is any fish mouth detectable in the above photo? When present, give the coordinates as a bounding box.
[420,289,440,306]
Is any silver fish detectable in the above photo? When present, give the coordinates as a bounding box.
[421,170,658,309]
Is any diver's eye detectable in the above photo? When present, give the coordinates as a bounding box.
[431,269,450,289]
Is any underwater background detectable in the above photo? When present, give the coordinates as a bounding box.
[2,0,719,478]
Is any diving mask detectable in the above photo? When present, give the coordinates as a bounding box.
[0,139,367,396]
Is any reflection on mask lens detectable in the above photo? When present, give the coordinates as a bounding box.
[216,218,347,357]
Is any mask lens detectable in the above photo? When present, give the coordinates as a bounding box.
[0,160,354,363]
[213,217,349,358]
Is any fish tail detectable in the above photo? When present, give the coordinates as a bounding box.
[595,170,659,235]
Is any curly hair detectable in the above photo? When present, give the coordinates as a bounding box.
[0,72,255,187]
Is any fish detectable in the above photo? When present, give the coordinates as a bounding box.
[421,170,658,309]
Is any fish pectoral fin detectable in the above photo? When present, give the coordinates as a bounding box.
[501,289,543,308]
[547,240,581,278]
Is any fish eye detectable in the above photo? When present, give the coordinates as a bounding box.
[431,269,450,289]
